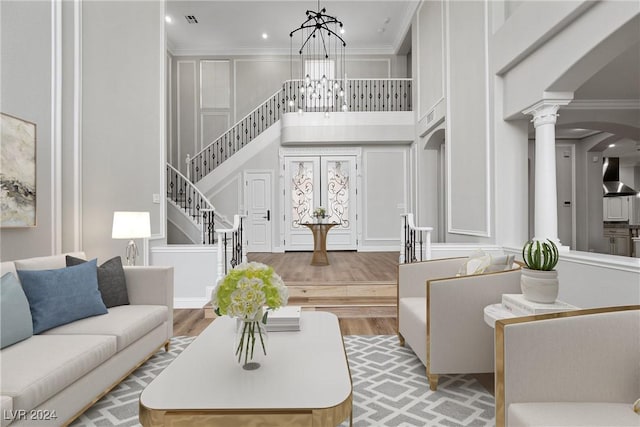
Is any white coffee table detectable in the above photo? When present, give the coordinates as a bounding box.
[139,311,352,426]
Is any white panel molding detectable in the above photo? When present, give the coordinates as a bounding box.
[199,59,231,109]
[200,112,230,151]
[158,1,167,244]
[346,57,392,78]
[415,1,422,120]
[362,147,408,242]
[52,0,63,254]
[445,0,491,238]
[166,52,173,165]
[176,60,196,166]
[73,0,83,251]
[233,58,290,122]
[170,47,398,57]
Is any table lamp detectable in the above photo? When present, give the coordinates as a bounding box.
[112,211,151,266]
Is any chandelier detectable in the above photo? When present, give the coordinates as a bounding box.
[289,1,347,112]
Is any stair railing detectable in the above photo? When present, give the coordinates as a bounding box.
[216,214,247,282]
[189,89,284,182]
[166,163,223,244]
[400,213,433,263]
[188,78,413,183]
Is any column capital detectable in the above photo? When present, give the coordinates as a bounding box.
[522,93,573,128]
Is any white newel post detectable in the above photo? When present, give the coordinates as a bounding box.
[185,154,191,181]
[216,231,224,283]
[523,96,572,249]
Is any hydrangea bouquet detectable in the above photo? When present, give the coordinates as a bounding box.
[211,262,288,368]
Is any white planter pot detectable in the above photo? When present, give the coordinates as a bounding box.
[520,268,559,303]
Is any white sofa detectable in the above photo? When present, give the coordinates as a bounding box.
[397,256,521,390]
[0,253,174,426]
[495,306,640,427]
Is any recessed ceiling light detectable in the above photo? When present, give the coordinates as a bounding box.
[262,33,268,39]
[340,27,345,34]
[609,144,616,148]
[165,15,172,23]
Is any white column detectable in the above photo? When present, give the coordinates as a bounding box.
[523,96,571,248]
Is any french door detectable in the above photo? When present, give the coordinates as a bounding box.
[284,155,357,251]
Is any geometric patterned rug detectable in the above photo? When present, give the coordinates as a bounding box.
[70,335,494,427]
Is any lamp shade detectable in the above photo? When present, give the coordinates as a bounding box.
[112,211,151,239]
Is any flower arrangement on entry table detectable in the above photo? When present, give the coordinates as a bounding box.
[211,262,288,369]
[313,207,326,220]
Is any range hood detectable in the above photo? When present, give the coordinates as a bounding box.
[603,157,638,197]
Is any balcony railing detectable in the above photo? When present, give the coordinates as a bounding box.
[400,213,433,263]
[283,78,412,113]
[188,78,413,183]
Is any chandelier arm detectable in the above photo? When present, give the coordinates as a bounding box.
[298,29,318,54]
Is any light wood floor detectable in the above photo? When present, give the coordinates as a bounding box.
[248,251,399,282]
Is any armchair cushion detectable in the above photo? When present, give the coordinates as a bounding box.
[508,402,639,427]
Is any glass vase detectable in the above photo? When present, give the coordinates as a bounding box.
[234,319,268,370]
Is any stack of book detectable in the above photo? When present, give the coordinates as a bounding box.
[501,294,577,316]
[266,305,301,332]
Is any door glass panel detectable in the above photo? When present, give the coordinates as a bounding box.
[327,160,349,228]
[291,161,314,227]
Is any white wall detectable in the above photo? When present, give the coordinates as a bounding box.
[1,0,57,260]
[81,1,165,262]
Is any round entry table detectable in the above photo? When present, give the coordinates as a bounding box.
[302,222,337,266]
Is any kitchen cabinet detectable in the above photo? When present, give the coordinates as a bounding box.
[603,196,629,221]
[603,226,631,256]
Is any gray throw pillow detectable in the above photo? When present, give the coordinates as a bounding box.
[1,272,33,348]
[17,260,108,334]
[66,255,129,308]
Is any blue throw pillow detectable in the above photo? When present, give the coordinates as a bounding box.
[1,272,33,348]
[17,259,108,334]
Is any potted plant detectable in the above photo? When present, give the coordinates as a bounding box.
[520,239,560,303]
[313,207,326,223]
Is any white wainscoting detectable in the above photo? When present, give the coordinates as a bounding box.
[150,245,219,308]
[504,246,640,308]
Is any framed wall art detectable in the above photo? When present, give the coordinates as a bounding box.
[1,113,36,227]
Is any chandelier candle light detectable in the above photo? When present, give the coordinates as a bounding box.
[211,262,289,370]
[289,0,347,113]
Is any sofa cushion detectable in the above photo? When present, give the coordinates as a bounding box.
[17,260,108,333]
[508,402,640,426]
[43,305,168,351]
[66,255,130,308]
[12,252,85,271]
[0,334,116,413]
[0,273,33,349]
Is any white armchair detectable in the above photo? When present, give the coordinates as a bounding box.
[397,257,521,390]
[495,306,640,427]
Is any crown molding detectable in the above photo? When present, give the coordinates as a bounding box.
[168,45,397,57]
[564,99,640,110]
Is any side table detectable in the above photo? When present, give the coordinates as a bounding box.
[484,296,578,328]
[301,222,337,266]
